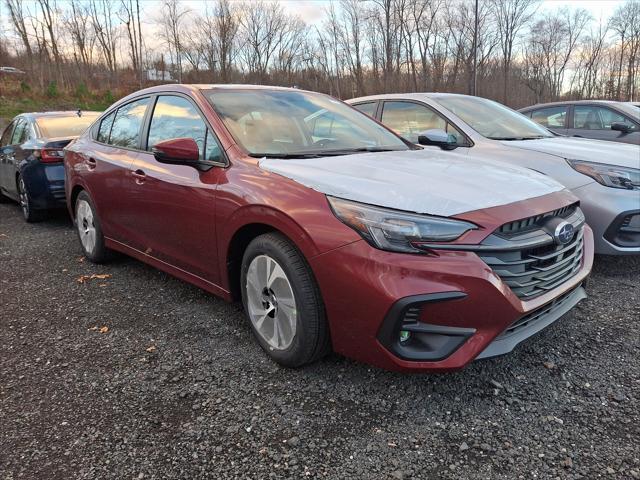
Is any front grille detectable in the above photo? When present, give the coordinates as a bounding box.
[499,285,582,338]
[478,208,585,299]
[498,203,577,236]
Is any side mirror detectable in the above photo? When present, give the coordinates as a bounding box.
[610,122,632,133]
[152,137,200,165]
[417,129,458,150]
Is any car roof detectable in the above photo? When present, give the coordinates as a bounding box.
[118,83,315,98]
[107,83,323,113]
[519,99,625,111]
[347,92,469,103]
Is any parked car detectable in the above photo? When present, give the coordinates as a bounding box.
[519,100,640,145]
[348,93,640,255]
[65,84,593,372]
[0,66,26,75]
[0,111,101,221]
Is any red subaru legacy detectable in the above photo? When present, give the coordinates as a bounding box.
[64,84,594,372]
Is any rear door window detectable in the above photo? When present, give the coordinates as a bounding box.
[97,111,116,143]
[353,102,378,118]
[108,97,150,148]
[10,119,27,145]
[530,106,567,128]
[0,121,16,146]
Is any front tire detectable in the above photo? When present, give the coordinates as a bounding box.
[241,233,330,367]
[17,175,45,222]
[75,190,110,263]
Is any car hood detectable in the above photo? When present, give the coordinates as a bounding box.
[504,137,640,169]
[259,150,565,216]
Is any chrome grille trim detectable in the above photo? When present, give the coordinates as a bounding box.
[477,208,585,300]
[498,203,577,237]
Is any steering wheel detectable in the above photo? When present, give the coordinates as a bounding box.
[313,138,338,148]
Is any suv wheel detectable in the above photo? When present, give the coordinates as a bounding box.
[18,175,44,222]
[241,233,330,367]
[75,190,110,263]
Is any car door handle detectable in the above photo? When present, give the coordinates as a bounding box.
[86,157,97,169]
[132,169,146,184]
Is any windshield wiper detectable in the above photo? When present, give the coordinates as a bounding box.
[490,136,547,141]
[249,153,325,159]
[316,147,404,154]
[249,147,403,159]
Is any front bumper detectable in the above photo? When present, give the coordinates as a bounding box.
[310,225,594,372]
[573,182,640,255]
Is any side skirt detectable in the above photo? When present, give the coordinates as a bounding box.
[104,237,233,302]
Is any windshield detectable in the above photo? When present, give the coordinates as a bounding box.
[434,95,553,140]
[36,113,100,138]
[205,89,409,156]
[618,102,640,118]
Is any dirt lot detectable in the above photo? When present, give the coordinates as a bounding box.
[1,201,639,480]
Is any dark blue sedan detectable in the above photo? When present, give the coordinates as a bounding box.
[0,111,100,221]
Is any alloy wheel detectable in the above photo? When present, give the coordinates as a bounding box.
[76,199,97,255]
[18,177,29,218]
[245,254,297,350]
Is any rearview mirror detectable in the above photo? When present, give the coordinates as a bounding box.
[610,122,632,133]
[417,129,458,150]
[152,137,200,164]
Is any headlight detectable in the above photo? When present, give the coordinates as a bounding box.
[567,160,640,190]
[327,196,477,253]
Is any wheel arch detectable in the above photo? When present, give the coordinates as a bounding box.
[223,207,321,302]
[69,185,86,219]
[225,223,278,301]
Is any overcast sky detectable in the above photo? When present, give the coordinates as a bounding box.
[178,0,624,25]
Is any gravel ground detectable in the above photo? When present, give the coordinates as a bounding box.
[1,202,639,480]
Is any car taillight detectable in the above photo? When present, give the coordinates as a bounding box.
[39,149,65,163]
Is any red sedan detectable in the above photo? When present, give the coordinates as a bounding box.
[64,84,593,372]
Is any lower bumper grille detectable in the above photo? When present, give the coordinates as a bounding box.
[501,285,582,338]
[476,285,586,359]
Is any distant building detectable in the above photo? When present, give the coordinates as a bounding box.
[146,69,174,82]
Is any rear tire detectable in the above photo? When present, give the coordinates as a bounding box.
[75,190,110,263]
[240,232,331,368]
[17,175,45,222]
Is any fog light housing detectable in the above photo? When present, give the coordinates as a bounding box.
[377,292,476,362]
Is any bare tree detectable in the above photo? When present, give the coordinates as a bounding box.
[159,0,190,83]
[491,0,538,102]
[89,0,118,79]
[119,0,144,85]
[238,1,287,82]
[5,0,33,63]
[64,0,95,78]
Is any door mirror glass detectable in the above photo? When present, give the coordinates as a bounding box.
[611,122,632,133]
[417,129,458,150]
[152,138,200,164]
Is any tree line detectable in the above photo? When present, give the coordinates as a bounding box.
[1,0,639,108]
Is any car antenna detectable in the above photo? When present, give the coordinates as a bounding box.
[76,109,82,117]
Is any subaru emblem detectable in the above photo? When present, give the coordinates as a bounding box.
[554,221,575,245]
